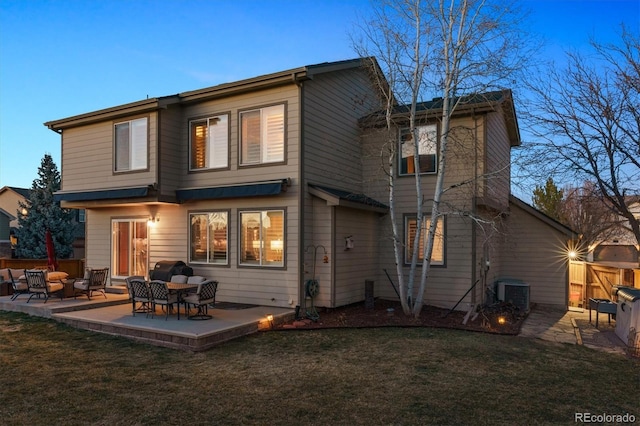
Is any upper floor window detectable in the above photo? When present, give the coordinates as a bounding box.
[190,114,229,170]
[399,124,437,175]
[240,104,285,165]
[405,214,445,266]
[115,117,148,172]
[240,210,284,267]
[189,211,228,265]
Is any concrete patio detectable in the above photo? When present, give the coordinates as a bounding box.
[0,293,631,356]
[0,293,295,351]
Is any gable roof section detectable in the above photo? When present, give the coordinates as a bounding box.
[0,186,30,199]
[45,58,383,131]
[309,184,388,214]
[360,89,521,147]
[509,195,576,237]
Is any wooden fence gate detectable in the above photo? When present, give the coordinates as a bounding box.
[569,260,639,308]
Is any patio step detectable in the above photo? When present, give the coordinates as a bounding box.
[106,285,128,294]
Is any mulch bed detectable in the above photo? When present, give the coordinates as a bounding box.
[275,299,526,335]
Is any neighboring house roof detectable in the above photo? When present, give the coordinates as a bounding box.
[0,186,30,199]
[360,89,521,147]
[45,57,385,131]
[509,195,576,237]
[309,184,388,214]
[7,186,30,198]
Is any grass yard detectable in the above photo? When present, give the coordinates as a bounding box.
[0,311,638,425]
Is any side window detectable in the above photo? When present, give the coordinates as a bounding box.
[190,114,229,170]
[399,124,437,175]
[189,212,228,265]
[240,104,285,165]
[404,215,445,265]
[115,117,148,172]
[239,210,284,267]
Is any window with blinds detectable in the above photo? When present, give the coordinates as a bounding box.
[190,114,229,170]
[114,117,148,172]
[240,104,285,165]
[405,215,445,265]
[399,124,437,175]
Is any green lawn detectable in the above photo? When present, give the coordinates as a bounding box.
[0,311,638,425]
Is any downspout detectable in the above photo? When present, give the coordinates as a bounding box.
[296,75,306,309]
[331,205,336,307]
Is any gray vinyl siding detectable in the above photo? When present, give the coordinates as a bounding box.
[333,207,379,307]
[59,113,158,192]
[500,202,568,308]
[157,104,184,198]
[483,109,511,210]
[302,68,380,191]
[303,197,333,307]
[363,114,498,309]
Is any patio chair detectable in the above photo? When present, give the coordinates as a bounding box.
[128,277,152,316]
[24,269,64,303]
[148,280,180,320]
[7,269,28,301]
[73,268,109,300]
[183,280,218,320]
[170,274,188,283]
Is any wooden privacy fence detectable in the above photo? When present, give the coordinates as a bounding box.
[569,260,639,308]
[0,258,85,279]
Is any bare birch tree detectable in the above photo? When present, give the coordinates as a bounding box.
[353,0,531,317]
[521,27,640,265]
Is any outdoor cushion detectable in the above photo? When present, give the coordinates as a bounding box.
[170,275,188,283]
[187,276,206,284]
[48,271,69,281]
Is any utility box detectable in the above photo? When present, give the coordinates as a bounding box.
[496,279,530,312]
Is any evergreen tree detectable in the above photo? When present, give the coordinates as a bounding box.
[14,154,76,259]
[532,177,564,222]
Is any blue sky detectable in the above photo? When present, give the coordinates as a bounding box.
[1,0,638,189]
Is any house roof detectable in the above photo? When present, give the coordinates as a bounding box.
[509,195,577,237]
[360,89,521,147]
[308,184,388,214]
[0,186,30,199]
[44,57,382,131]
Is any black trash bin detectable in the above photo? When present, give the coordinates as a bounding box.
[150,260,193,281]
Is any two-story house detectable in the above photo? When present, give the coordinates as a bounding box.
[45,57,574,311]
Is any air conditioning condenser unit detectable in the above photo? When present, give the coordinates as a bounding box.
[496,279,530,312]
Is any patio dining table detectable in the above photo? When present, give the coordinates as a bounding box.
[166,282,199,318]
